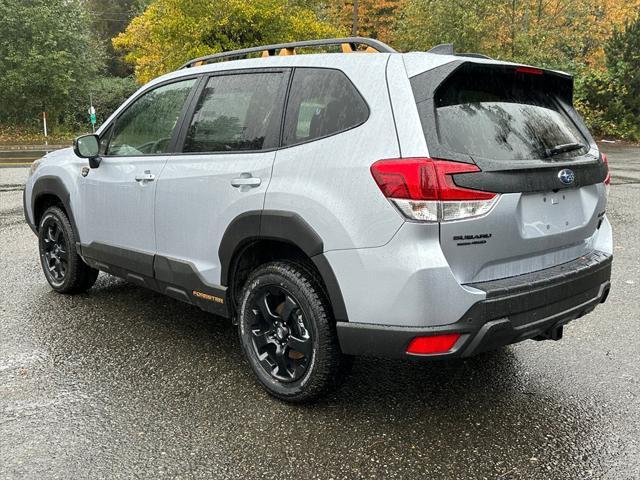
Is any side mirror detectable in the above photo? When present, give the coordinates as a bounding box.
[73,134,101,168]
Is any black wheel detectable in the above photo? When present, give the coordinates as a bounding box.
[238,261,348,402]
[38,206,99,294]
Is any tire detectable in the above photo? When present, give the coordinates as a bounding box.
[38,206,99,294]
[238,261,348,402]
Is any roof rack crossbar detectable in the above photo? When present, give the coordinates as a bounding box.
[180,37,396,69]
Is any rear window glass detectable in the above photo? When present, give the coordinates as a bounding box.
[432,66,587,161]
[283,68,368,146]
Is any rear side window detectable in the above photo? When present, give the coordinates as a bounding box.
[183,72,286,153]
[283,68,368,146]
[426,65,587,161]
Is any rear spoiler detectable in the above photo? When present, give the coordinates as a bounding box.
[410,59,573,106]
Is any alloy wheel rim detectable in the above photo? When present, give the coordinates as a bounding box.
[249,286,313,382]
[42,219,68,284]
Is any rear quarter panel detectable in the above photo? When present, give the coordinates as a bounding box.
[265,56,404,251]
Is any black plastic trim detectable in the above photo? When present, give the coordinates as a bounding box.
[219,212,262,285]
[23,188,36,234]
[310,253,348,323]
[453,160,608,193]
[80,242,229,317]
[81,242,154,278]
[30,176,80,242]
[219,210,323,285]
[154,255,228,317]
[219,210,347,321]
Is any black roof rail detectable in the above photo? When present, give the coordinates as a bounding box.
[426,43,492,59]
[180,37,397,69]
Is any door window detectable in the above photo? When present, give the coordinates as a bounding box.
[107,79,196,156]
[183,72,286,153]
[282,68,368,146]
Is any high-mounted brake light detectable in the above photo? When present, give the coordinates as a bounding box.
[370,158,499,222]
[515,66,544,75]
[406,333,461,355]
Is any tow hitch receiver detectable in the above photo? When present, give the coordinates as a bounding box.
[534,324,564,342]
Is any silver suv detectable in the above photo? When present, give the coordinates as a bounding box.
[24,38,613,402]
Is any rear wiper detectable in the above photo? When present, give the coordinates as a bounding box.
[545,142,586,158]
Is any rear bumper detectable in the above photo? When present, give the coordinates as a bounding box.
[337,251,612,358]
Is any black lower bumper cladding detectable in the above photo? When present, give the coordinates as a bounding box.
[337,251,612,358]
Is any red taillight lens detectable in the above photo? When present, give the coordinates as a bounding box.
[370,158,438,200]
[370,158,498,222]
[406,333,461,355]
[602,153,611,186]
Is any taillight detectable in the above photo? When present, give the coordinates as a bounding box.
[370,158,499,222]
[406,333,461,355]
[602,153,611,198]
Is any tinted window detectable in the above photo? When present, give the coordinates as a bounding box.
[107,79,195,156]
[432,66,587,161]
[283,68,368,146]
[184,73,285,152]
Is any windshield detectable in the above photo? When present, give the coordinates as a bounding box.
[434,66,587,161]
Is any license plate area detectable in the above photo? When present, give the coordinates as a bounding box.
[518,189,584,238]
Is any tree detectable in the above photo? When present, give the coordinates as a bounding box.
[575,16,640,140]
[605,16,640,118]
[394,0,640,71]
[113,0,344,84]
[326,0,406,44]
[394,0,502,55]
[0,0,103,128]
[86,0,152,76]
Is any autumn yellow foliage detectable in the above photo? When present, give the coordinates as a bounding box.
[113,0,344,84]
[395,0,640,71]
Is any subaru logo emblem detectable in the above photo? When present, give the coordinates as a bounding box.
[558,169,575,185]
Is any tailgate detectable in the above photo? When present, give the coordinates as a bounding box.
[409,60,609,283]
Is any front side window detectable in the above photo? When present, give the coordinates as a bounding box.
[107,79,196,156]
[283,68,368,146]
[99,125,112,155]
[183,72,286,153]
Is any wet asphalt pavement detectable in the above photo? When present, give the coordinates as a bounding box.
[1,144,639,479]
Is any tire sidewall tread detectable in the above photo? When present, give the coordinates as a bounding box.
[38,206,98,294]
[238,261,345,403]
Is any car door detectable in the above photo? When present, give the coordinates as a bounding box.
[80,77,198,278]
[154,69,290,288]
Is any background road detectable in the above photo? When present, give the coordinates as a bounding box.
[1,144,639,479]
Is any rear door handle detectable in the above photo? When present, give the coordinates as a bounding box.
[231,174,261,188]
[135,171,155,183]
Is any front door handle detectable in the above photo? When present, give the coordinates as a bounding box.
[231,174,261,188]
[135,171,155,183]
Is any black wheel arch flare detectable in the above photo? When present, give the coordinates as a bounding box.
[219,210,348,322]
[30,176,81,247]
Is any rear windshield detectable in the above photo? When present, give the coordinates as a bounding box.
[432,65,587,161]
